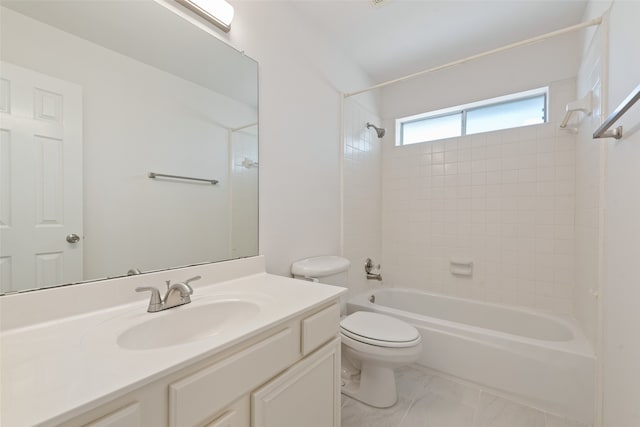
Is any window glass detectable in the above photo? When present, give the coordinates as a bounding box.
[466,95,546,135]
[395,87,548,146]
[401,112,462,145]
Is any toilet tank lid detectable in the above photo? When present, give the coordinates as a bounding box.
[291,256,351,277]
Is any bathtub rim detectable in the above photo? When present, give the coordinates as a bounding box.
[348,287,594,358]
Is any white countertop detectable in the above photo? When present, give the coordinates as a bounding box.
[1,272,344,427]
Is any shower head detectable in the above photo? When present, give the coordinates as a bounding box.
[366,122,386,138]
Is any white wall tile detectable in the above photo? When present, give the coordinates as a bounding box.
[380,80,577,314]
[343,98,383,298]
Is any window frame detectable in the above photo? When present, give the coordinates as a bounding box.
[395,87,549,146]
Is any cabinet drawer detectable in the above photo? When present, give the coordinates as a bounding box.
[85,403,140,427]
[301,303,340,355]
[169,327,296,427]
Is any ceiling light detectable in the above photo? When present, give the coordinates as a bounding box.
[176,0,234,32]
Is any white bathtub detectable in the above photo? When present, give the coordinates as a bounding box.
[348,288,595,423]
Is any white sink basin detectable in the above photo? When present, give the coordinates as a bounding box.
[117,300,260,350]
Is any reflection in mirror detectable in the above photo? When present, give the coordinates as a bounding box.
[0,0,258,294]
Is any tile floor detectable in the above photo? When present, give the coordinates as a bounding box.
[341,365,590,427]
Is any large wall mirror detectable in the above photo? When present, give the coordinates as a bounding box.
[0,0,258,294]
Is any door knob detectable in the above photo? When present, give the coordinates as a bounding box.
[66,234,80,243]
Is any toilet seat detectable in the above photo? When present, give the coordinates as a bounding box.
[340,311,420,348]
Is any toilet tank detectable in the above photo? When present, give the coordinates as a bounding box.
[290,256,350,287]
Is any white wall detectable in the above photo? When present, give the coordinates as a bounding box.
[598,1,640,426]
[576,1,640,425]
[380,33,581,120]
[378,35,581,314]
[1,8,257,279]
[574,8,606,351]
[217,1,375,276]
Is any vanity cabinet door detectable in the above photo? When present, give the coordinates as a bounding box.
[202,396,250,427]
[252,337,341,427]
[203,408,245,427]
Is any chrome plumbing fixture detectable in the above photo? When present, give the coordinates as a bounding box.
[364,258,383,281]
[593,83,640,139]
[366,122,386,138]
[135,275,202,313]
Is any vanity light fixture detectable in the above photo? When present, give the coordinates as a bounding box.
[176,0,234,32]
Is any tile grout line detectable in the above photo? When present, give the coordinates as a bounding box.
[397,396,415,427]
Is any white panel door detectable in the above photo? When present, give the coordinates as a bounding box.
[0,62,83,292]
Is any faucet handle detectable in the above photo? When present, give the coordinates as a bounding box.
[364,258,373,274]
[182,275,201,294]
[185,275,201,286]
[135,286,163,312]
[182,283,194,295]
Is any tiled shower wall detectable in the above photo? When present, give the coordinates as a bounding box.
[381,80,577,314]
[343,97,382,297]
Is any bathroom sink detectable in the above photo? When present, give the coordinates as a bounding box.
[117,300,261,350]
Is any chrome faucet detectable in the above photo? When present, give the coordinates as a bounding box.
[135,275,201,313]
[364,258,383,281]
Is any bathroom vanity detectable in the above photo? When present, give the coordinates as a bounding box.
[0,257,344,427]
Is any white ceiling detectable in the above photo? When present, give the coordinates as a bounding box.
[289,0,589,84]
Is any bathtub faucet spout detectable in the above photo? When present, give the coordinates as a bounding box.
[367,272,383,281]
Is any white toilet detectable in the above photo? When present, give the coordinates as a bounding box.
[291,255,422,408]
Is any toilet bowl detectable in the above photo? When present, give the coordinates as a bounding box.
[291,256,422,408]
[340,311,422,407]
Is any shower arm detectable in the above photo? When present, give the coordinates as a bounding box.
[366,122,386,138]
